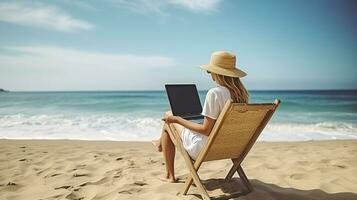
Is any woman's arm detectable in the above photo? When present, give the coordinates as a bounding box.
[163,114,216,136]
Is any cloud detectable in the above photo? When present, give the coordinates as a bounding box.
[0,46,176,90]
[112,0,222,15]
[3,46,175,68]
[170,0,222,12]
[0,2,94,32]
[57,0,98,11]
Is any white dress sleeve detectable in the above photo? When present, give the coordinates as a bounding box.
[201,89,220,119]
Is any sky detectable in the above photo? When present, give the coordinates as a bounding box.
[0,0,356,91]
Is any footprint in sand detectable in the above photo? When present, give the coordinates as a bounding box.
[65,192,84,200]
[69,165,86,172]
[52,173,62,177]
[148,158,158,164]
[77,177,109,187]
[113,171,122,178]
[118,190,132,194]
[54,166,65,170]
[49,194,63,199]
[33,167,40,171]
[54,185,72,190]
[78,183,87,187]
[118,188,143,194]
[108,153,117,157]
[134,181,147,186]
[76,164,86,168]
[44,173,62,178]
[73,173,88,177]
[125,160,135,167]
[37,168,51,176]
[289,173,306,180]
[333,164,347,169]
[5,182,21,192]
[7,182,17,186]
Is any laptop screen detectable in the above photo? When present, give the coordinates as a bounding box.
[165,84,202,117]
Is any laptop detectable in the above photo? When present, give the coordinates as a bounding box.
[165,84,204,124]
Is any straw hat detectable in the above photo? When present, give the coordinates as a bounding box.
[200,51,247,78]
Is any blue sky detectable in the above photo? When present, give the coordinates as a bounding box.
[0,0,356,91]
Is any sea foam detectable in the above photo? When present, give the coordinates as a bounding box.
[0,114,356,141]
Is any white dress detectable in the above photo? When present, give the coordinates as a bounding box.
[180,85,231,160]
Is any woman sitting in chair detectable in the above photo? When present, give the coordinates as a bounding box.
[153,51,249,182]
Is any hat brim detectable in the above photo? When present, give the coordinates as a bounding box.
[200,64,247,78]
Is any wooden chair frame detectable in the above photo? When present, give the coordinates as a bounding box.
[166,99,281,200]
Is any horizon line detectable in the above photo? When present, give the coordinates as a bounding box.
[2,89,357,92]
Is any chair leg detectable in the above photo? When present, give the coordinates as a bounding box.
[182,175,193,195]
[225,164,238,182]
[166,124,210,199]
[237,165,252,192]
[180,153,209,199]
[225,159,253,193]
[225,158,241,181]
[189,169,210,200]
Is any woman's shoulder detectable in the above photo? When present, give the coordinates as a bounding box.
[207,85,229,95]
[205,86,231,102]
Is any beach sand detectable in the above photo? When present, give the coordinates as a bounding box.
[0,139,356,200]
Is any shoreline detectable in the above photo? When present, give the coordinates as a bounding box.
[1,139,357,199]
[1,138,356,143]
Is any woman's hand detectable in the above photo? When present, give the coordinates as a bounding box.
[162,111,179,123]
[162,111,216,135]
[163,115,178,123]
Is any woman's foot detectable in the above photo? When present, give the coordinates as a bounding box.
[168,177,177,183]
[159,175,177,183]
[151,139,162,152]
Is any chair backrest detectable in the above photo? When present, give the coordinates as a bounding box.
[199,99,280,162]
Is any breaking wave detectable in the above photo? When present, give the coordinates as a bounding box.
[0,114,356,141]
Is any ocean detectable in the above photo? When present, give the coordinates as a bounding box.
[0,90,356,141]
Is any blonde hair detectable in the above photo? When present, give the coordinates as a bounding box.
[212,73,249,103]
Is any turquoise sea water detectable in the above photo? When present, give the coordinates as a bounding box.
[0,90,356,141]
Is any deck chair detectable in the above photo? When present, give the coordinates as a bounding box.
[166,99,281,200]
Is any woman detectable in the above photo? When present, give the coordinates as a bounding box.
[153,51,249,182]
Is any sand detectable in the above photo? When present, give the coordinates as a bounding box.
[0,139,356,200]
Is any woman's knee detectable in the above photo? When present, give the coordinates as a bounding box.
[162,129,169,139]
[163,130,174,143]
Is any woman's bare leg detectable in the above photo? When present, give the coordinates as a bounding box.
[152,111,173,152]
[161,126,176,182]
[155,111,184,182]
[152,125,166,152]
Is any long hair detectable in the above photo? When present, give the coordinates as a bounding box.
[212,73,249,103]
